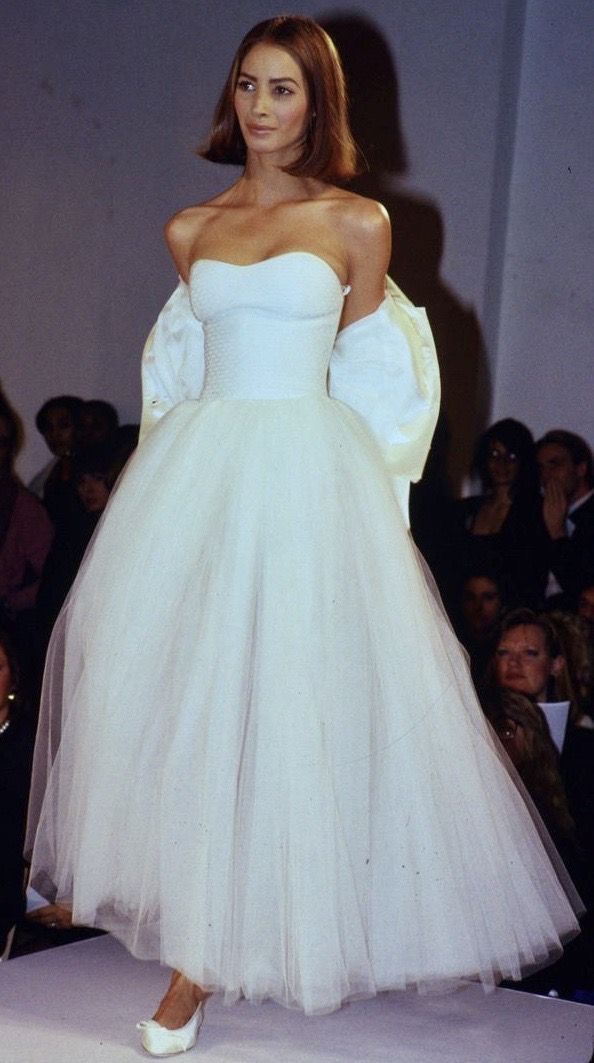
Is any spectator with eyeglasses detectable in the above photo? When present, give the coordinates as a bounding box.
[455,419,548,608]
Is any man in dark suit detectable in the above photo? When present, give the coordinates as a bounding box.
[537,430,594,606]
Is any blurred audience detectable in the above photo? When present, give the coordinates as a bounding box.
[454,565,509,685]
[31,396,84,531]
[546,611,594,730]
[455,419,547,608]
[28,395,83,499]
[577,579,594,642]
[482,688,577,860]
[489,609,594,915]
[77,399,119,449]
[537,430,594,608]
[36,444,117,642]
[482,685,593,998]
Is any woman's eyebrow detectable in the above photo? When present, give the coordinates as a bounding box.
[238,69,300,86]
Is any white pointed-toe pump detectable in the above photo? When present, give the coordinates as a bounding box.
[137,999,206,1057]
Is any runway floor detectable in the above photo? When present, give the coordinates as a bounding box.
[1,934,593,1062]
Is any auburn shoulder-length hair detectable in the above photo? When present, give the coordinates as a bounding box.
[199,16,359,182]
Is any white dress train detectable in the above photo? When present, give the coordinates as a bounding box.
[27,252,581,1015]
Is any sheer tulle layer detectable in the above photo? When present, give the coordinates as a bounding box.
[29,396,581,1015]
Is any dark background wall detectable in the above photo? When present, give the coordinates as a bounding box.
[2,1,592,489]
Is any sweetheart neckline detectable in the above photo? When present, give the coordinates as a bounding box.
[188,251,349,294]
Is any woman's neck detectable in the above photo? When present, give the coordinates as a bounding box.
[234,156,321,207]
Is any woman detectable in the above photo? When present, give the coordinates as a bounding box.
[482,688,593,998]
[28,395,86,537]
[27,17,581,1056]
[456,418,548,607]
[36,444,116,647]
[482,688,577,848]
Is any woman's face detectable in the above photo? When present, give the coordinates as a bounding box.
[494,623,562,701]
[234,43,310,163]
[0,645,13,711]
[461,576,501,637]
[43,406,76,457]
[486,439,519,488]
[77,472,110,513]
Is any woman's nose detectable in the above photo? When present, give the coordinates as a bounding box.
[506,654,522,669]
[251,89,269,115]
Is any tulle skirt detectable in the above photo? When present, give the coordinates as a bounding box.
[28,395,581,1015]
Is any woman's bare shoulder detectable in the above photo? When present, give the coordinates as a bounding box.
[323,188,390,258]
[164,200,216,252]
[331,190,389,241]
[164,186,239,271]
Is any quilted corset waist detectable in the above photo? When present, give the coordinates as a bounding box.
[199,312,335,401]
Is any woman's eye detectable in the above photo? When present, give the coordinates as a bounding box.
[236,79,254,92]
[274,85,293,96]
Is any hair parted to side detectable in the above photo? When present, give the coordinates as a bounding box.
[536,429,594,486]
[474,418,539,499]
[199,15,359,182]
[496,607,563,660]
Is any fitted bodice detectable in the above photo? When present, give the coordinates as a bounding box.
[189,253,347,401]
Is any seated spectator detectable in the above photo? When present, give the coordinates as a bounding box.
[577,580,594,675]
[28,395,83,500]
[537,430,594,607]
[0,398,54,668]
[490,609,594,909]
[577,580,594,632]
[482,686,593,997]
[455,419,548,608]
[454,565,509,685]
[36,444,115,642]
[492,608,573,736]
[546,611,594,730]
[0,629,34,955]
[77,400,119,449]
[482,688,577,863]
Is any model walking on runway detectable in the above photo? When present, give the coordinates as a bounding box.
[27,16,581,1057]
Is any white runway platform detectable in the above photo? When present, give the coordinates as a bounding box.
[1,935,593,1063]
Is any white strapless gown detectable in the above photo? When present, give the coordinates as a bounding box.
[28,254,581,1015]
